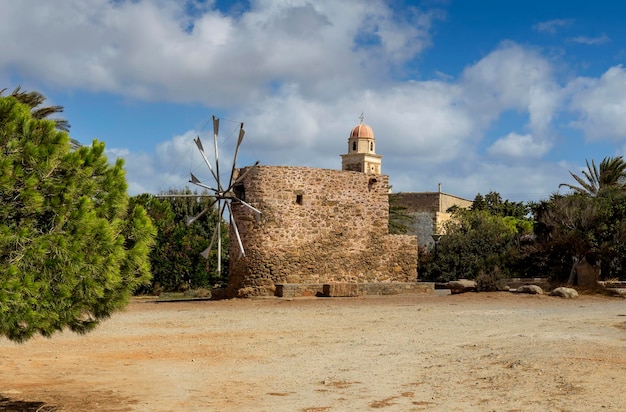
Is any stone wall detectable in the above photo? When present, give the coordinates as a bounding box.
[396,192,440,213]
[227,166,418,297]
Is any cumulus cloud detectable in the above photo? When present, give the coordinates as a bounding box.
[6,1,613,202]
[110,129,242,195]
[211,41,566,200]
[440,161,569,201]
[237,79,475,168]
[114,39,568,199]
[0,0,442,105]
[487,133,550,158]
[460,42,562,138]
[568,65,626,141]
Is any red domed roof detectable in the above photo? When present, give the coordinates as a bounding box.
[350,123,374,139]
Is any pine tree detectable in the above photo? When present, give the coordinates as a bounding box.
[0,96,155,342]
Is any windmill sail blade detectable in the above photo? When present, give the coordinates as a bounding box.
[200,246,211,259]
[185,199,218,226]
[193,136,204,152]
[212,115,220,137]
[232,196,262,215]
[194,137,220,184]
[189,173,219,192]
[229,123,245,187]
[216,200,228,275]
[226,202,245,258]
[189,172,201,184]
[226,161,260,193]
[186,209,208,226]
[213,116,223,192]
[200,226,219,260]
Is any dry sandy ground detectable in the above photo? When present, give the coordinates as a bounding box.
[1,292,625,411]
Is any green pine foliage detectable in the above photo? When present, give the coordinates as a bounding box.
[0,96,155,342]
[420,192,533,282]
[132,189,228,292]
[420,209,524,282]
[471,191,530,219]
[421,172,626,283]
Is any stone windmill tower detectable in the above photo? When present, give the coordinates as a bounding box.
[224,116,419,298]
[340,114,382,174]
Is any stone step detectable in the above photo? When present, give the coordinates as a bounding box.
[275,282,434,298]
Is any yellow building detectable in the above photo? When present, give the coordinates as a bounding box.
[393,188,472,247]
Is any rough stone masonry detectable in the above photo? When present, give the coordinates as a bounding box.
[227,165,418,297]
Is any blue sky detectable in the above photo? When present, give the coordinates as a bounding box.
[2,0,626,201]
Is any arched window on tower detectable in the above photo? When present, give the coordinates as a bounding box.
[370,142,374,151]
[352,141,357,151]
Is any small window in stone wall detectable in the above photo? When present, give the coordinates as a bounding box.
[370,142,373,151]
[352,141,357,151]
[296,194,303,205]
[234,183,245,201]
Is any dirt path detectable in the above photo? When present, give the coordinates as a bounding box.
[1,293,625,411]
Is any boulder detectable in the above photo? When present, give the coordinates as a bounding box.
[448,279,476,294]
[515,285,543,295]
[550,287,579,298]
[575,260,599,288]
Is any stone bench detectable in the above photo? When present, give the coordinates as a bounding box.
[356,282,434,296]
[275,284,325,298]
[275,282,434,298]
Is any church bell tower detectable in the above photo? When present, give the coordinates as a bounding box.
[340,114,382,174]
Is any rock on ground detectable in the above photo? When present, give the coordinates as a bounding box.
[448,279,476,294]
[550,287,579,298]
[516,285,543,295]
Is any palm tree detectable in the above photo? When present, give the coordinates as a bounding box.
[1,86,69,132]
[1,86,80,148]
[559,156,626,196]
[388,193,413,235]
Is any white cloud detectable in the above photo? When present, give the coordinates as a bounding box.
[105,147,130,158]
[110,129,235,195]
[113,40,571,199]
[0,0,442,105]
[532,19,573,34]
[567,34,611,45]
[5,2,602,202]
[460,42,562,138]
[568,65,626,141]
[487,133,550,158]
[388,159,567,202]
[444,161,568,201]
[236,79,476,171]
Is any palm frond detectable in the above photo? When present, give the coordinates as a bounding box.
[560,156,626,196]
[3,85,71,132]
